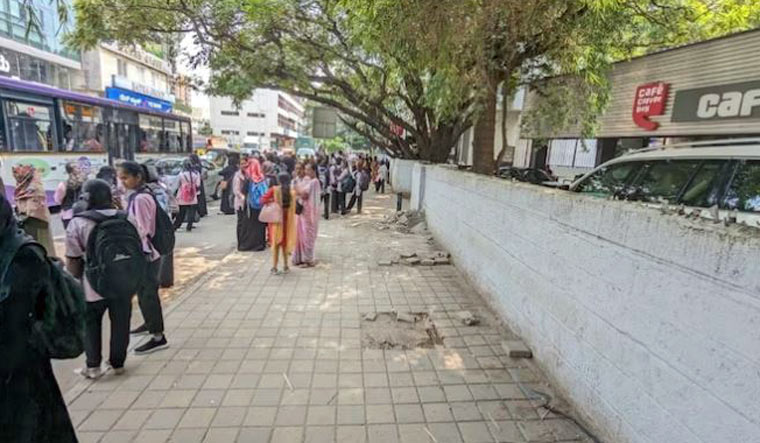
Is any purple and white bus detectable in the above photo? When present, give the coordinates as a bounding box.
[0,76,192,206]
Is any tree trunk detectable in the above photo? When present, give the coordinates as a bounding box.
[472,76,498,175]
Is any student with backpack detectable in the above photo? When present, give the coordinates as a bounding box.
[118,161,173,354]
[173,159,202,232]
[0,192,79,442]
[233,157,268,251]
[343,160,368,215]
[65,179,146,378]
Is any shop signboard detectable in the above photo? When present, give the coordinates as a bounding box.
[672,80,760,122]
[632,82,669,130]
[105,86,173,113]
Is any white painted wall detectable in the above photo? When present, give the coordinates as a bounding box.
[390,158,415,195]
[413,165,760,443]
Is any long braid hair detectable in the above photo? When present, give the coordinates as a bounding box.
[278,172,292,208]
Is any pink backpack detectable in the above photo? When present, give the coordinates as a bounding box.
[178,172,197,202]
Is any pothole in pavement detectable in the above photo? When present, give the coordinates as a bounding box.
[361,312,444,350]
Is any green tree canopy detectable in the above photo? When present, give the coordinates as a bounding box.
[61,0,760,167]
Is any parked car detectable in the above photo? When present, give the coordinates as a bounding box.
[154,157,224,201]
[569,139,760,224]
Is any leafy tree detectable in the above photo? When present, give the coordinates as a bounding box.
[464,0,760,174]
[197,121,213,136]
[65,0,480,162]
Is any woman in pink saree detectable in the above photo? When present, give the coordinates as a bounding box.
[292,163,321,267]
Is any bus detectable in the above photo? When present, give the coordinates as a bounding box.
[0,76,192,206]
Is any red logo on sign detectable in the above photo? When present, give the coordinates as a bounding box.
[633,82,669,130]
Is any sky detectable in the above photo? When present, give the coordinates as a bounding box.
[178,33,210,119]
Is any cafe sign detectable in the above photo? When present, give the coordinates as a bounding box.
[632,82,669,130]
[672,80,760,122]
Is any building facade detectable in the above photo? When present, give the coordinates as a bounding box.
[0,0,83,90]
[519,29,760,179]
[80,42,175,114]
[209,89,304,150]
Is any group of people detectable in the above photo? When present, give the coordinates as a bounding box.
[0,149,390,441]
[1,160,176,441]
[216,150,389,274]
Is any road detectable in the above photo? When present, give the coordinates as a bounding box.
[51,201,238,394]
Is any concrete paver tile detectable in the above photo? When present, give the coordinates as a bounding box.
[394,404,424,424]
[112,409,152,430]
[100,390,140,410]
[337,425,367,443]
[168,428,206,443]
[365,387,392,404]
[222,389,255,406]
[337,405,366,425]
[423,403,454,422]
[211,406,247,427]
[134,429,172,443]
[271,426,304,443]
[202,374,233,390]
[275,405,308,426]
[427,422,465,443]
[243,406,278,427]
[417,386,446,403]
[237,427,272,443]
[78,409,124,432]
[458,422,494,443]
[144,408,185,430]
[99,430,136,443]
[491,421,524,442]
[281,389,310,405]
[518,421,555,442]
[307,406,337,425]
[366,404,395,424]
[444,385,474,402]
[74,431,102,443]
[203,427,239,443]
[190,389,225,408]
[177,407,217,428]
[251,388,283,406]
[174,374,208,390]
[450,402,483,422]
[305,426,337,443]
[159,389,197,408]
[368,424,399,443]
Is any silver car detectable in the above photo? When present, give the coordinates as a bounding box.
[154,157,223,201]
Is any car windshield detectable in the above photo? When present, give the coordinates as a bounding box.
[157,160,183,176]
[724,160,760,213]
[575,162,640,198]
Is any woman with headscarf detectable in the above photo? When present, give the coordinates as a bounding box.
[53,162,85,229]
[260,172,297,274]
[12,164,54,254]
[0,193,78,442]
[292,162,321,267]
[189,154,208,218]
[219,156,238,215]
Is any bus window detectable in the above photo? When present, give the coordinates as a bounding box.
[163,118,181,153]
[180,121,191,152]
[138,114,162,153]
[61,101,105,152]
[5,100,55,152]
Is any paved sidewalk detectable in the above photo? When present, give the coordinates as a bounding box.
[66,193,589,443]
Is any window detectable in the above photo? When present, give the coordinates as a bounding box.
[61,101,105,152]
[163,118,182,153]
[138,114,162,153]
[679,161,728,208]
[5,100,55,152]
[247,112,264,118]
[575,162,640,198]
[117,58,127,77]
[628,160,700,204]
[221,110,240,116]
[221,130,240,135]
[247,131,262,136]
[723,161,760,213]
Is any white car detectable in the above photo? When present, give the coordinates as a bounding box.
[154,157,223,200]
[569,138,760,225]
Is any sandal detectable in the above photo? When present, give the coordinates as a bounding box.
[283,266,290,274]
[270,267,279,275]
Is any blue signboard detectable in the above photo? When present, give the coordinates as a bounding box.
[105,86,173,113]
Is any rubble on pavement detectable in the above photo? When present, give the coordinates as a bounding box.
[376,209,426,233]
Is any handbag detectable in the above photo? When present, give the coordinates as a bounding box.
[296,201,304,215]
[259,202,282,223]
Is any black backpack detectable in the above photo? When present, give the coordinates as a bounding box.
[359,170,370,191]
[341,173,356,192]
[0,230,86,359]
[77,211,148,299]
[129,189,175,256]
